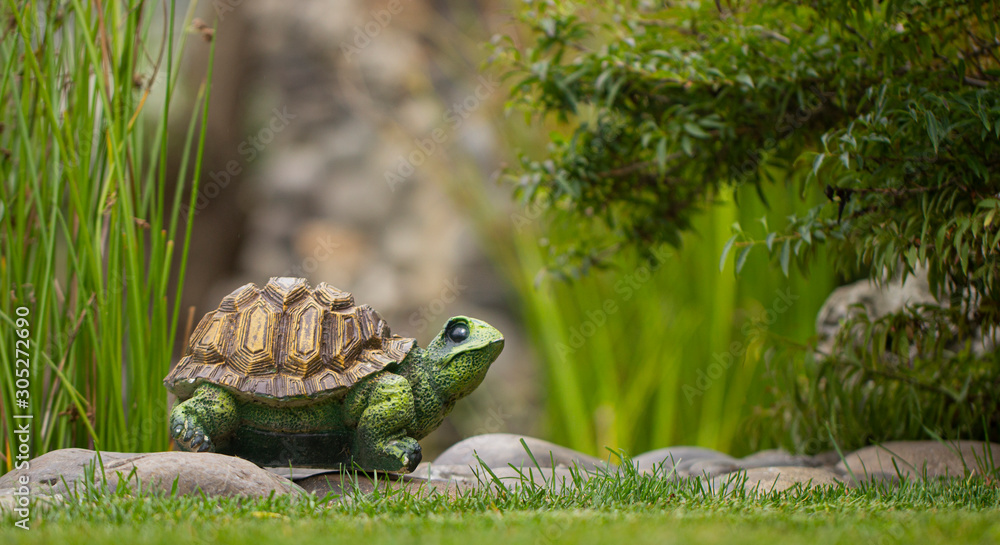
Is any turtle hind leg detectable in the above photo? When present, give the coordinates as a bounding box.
[350,373,422,472]
[169,383,239,453]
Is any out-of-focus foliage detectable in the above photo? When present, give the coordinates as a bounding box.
[494,0,1000,452]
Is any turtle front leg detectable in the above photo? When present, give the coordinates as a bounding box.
[348,373,421,472]
[169,384,239,453]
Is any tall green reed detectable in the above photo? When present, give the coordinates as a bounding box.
[0,0,214,468]
[460,166,834,456]
[507,184,834,457]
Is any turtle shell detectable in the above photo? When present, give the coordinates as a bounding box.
[164,277,416,403]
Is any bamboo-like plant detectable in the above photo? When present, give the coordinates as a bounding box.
[0,0,215,469]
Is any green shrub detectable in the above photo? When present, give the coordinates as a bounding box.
[494,0,1000,452]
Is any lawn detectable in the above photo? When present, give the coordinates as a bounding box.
[10,509,1000,545]
[3,469,999,544]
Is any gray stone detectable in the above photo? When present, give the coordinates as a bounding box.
[411,462,597,490]
[836,441,1000,482]
[432,434,607,473]
[815,267,997,357]
[471,466,594,492]
[737,449,821,469]
[687,460,740,477]
[627,446,736,476]
[0,490,23,513]
[711,466,845,495]
[265,467,337,480]
[294,471,469,499]
[270,462,598,498]
[0,449,304,498]
[411,463,487,482]
[811,450,846,467]
[0,448,134,494]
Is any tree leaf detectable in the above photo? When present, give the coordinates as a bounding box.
[926,110,940,154]
[780,239,791,276]
[735,73,755,89]
[798,225,812,244]
[720,234,738,271]
[735,245,752,274]
[683,122,710,139]
[681,135,693,156]
[811,153,825,178]
[766,231,776,251]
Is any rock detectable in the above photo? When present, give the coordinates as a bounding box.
[294,471,469,499]
[265,467,338,480]
[811,450,845,467]
[0,448,134,495]
[815,269,937,356]
[627,446,736,476]
[0,490,24,513]
[0,449,304,498]
[687,460,740,477]
[412,462,598,490]
[471,466,593,492]
[737,449,821,469]
[276,461,599,498]
[432,434,606,473]
[815,267,997,357]
[711,466,845,495]
[411,463,488,482]
[836,441,1000,482]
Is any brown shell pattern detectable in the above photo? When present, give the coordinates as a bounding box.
[164,277,416,400]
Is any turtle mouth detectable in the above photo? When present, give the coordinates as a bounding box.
[488,338,505,356]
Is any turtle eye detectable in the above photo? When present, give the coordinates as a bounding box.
[446,322,470,343]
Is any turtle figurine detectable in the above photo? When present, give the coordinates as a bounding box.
[163,277,504,472]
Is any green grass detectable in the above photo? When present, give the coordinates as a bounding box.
[0,0,214,464]
[3,466,1000,544]
[7,509,1000,545]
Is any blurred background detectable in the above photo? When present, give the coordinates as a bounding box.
[167,0,835,459]
[7,0,997,472]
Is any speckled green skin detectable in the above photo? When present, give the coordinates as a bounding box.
[169,316,503,472]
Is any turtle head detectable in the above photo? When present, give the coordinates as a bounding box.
[421,316,504,401]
